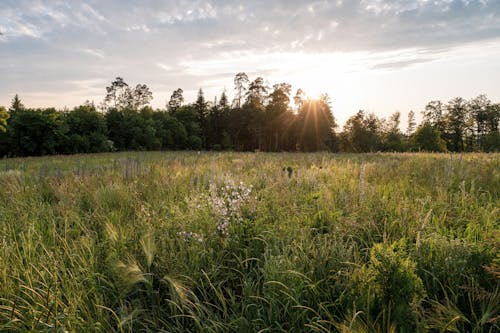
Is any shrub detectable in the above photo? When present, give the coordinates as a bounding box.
[349,240,425,332]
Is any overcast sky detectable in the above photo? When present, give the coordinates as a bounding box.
[1,0,500,125]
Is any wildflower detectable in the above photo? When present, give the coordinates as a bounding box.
[207,180,254,236]
[177,231,203,242]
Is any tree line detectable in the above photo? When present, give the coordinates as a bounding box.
[0,73,499,157]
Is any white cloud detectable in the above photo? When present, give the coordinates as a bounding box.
[0,0,499,119]
[82,48,105,59]
[157,63,173,71]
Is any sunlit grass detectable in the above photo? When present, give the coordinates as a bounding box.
[0,152,498,332]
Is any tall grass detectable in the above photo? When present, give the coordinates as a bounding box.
[0,152,498,332]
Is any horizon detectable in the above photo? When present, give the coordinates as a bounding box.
[1,0,500,126]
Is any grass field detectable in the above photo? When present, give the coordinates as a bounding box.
[0,152,498,332]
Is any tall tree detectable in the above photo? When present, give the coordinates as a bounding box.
[266,83,294,150]
[237,77,267,150]
[167,88,184,113]
[195,88,209,148]
[294,89,305,108]
[9,94,24,112]
[341,111,381,152]
[445,97,468,152]
[104,78,152,110]
[132,84,153,109]
[219,90,229,108]
[233,72,249,108]
[195,88,208,122]
[406,110,416,136]
[105,77,129,109]
[482,103,500,151]
[297,95,336,151]
[422,100,446,134]
[468,95,491,150]
[245,77,268,108]
[382,112,404,151]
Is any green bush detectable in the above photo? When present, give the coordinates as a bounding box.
[349,240,425,332]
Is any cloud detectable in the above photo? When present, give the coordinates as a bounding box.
[2,1,498,50]
[371,58,434,70]
[0,0,499,109]
[82,48,105,59]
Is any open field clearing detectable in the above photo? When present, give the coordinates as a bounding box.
[0,152,498,332]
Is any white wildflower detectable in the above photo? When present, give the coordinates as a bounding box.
[177,231,203,242]
[207,179,254,236]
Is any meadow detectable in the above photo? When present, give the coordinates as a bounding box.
[0,152,498,332]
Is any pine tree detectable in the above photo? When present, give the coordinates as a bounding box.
[9,94,24,112]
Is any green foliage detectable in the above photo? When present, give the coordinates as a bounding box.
[104,77,153,110]
[349,240,426,332]
[64,104,110,153]
[0,106,8,133]
[341,110,382,152]
[4,107,68,156]
[414,235,499,332]
[1,87,498,157]
[9,94,24,112]
[297,95,337,151]
[413,123,447,152]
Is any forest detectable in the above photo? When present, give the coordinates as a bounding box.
[1,73,499,157]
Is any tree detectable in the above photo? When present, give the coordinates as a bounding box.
[245,77,268,108]
[388,112,401,133]
[219,90,229,108]
[195,88,208,148]
[413,123,447,152]
[266,83,294,150]
[233,72,249,108]
[5,108,68,156]
[173,105,202,149]
[0,106,9,132]
[104,78,153,110]
[132,84,153,109]
[422,100,445,132]
[296,95,336,151]
[445,97,468,152]
[341,111,381,152]
[406,110,416,136]
[482,103,500,151]
[195,88,208,121]
[152,110,188,150]
[468,95,493,151]
[224,77,267,150]
[167,88,184,112]
[105,77,129,109]
[382,112,404,151]
[106,107,159,151]
[294,89,305,108]
[9,94,24,112]
[268,83,291,111]
[64,104,110,153]
[206,91,231,149]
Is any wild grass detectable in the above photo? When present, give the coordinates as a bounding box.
[0,152,498,332]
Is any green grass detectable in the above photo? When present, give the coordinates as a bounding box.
[0,152,498,332]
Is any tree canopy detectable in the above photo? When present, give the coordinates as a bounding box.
[0,74,498,157]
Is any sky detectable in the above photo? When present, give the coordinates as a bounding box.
[1,0,500,126]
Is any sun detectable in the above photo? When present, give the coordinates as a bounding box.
[276,52,353,97]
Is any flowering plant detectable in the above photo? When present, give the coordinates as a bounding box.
[207,180,255,236]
